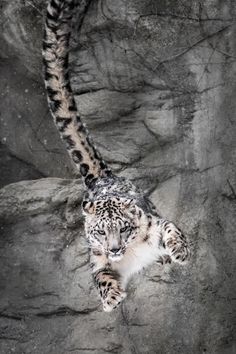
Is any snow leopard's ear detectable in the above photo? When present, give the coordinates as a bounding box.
[82,200,95,215]
[121,198,138,215]
[123,199,134,208]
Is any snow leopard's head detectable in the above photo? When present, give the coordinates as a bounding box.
[83,197,148,261]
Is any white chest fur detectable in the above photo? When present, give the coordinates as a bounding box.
[112,225,167,285]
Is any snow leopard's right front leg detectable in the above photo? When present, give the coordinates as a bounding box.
[160,220,190,263]
[90,253,126,312]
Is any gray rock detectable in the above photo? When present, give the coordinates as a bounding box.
[0,175,235,354]
[0,0,236,353]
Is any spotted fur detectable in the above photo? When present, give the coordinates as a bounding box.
[43,0,190,312]
[43,0,111,188]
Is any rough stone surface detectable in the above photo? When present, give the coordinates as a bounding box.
[0,0,236,353]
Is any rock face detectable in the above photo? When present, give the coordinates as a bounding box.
[0,177,235,354]
[0,0,236,353]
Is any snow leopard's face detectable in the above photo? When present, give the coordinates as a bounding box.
[83,197,145,262]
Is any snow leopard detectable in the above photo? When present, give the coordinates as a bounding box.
[42,0,190,312]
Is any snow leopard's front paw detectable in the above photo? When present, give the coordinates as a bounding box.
[167,238,190,264]
[103,288,127,312]
[163,222,190,264]
[99,278,126,312]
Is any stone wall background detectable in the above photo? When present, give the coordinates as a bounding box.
[0,0,235,353]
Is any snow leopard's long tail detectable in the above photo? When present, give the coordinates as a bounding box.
[42,0,112,188]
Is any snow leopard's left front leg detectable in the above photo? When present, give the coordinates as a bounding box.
[90,252,126,312]
[160,220,190,263]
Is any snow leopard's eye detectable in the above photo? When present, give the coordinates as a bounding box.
[120,226,128,233]
[97,229,105,235]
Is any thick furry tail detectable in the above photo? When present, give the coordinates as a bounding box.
[42,0,111,188]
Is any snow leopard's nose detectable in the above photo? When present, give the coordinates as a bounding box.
[109,247,121,254]
[108,246,123,262]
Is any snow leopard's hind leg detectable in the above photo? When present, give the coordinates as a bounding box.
[160,220,190,263]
